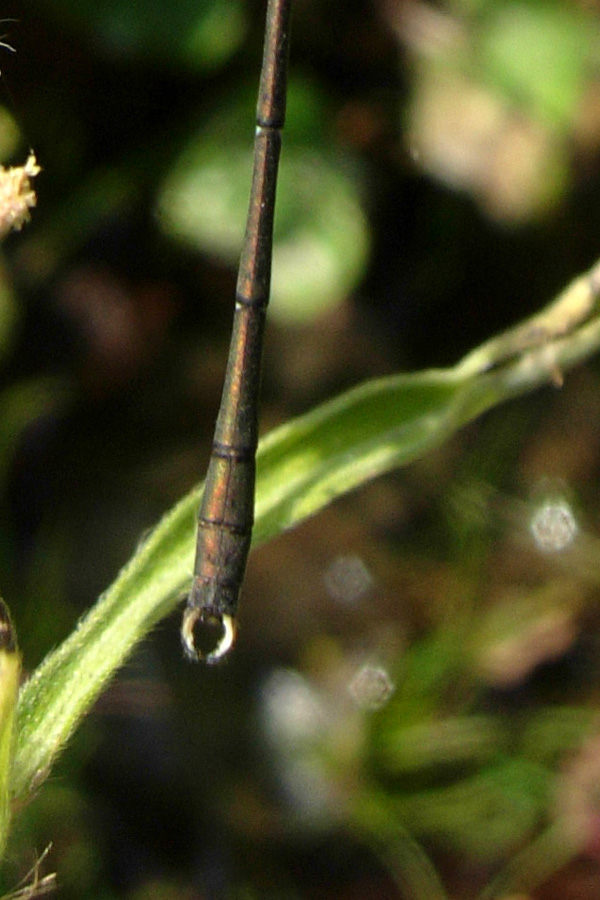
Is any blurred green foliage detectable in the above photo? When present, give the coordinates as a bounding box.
[32,0,248,69]
[157,79,370,324]
[404,0,600,220]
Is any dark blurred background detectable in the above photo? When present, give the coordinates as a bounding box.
[0,0,600,897]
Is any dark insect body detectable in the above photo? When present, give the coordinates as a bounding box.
[182,0,292,662]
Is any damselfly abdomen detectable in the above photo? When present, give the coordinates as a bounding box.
[181,0,292,663]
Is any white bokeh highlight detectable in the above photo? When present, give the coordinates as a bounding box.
[530,500,578,553]
[348,665,395,711]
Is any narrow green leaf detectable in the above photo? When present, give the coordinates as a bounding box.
[11,260,600,802]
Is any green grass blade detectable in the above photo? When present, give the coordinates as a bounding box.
[11,260,600,803]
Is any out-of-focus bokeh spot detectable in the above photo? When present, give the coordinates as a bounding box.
[530,499,578,553]
[348,663,395,709]
[386,0,599,222]
[323,553,374,605]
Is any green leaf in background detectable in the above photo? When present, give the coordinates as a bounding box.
[520,707,598,767]
[393,759,549,861]
[32,0,247,70]
[157,79,370,324]
[353,793,451,900]
[376,715,504,775]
